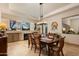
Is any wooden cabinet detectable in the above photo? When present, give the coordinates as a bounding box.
[6,31,32,42]
[6,31,22,43]
[0,36,7,56]
[13,33,20,41]
[7,34,13,42]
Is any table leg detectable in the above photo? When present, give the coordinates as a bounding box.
[47,44,50,56]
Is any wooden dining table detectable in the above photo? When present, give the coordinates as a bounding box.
[40,37,59,56]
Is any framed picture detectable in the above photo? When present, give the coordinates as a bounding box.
[52,21,58,30]
[10,20,16,30]
[21,22,30,30]
[10,20,30,30]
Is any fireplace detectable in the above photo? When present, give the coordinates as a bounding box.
[24,33,29,40]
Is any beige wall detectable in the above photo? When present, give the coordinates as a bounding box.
[42,6,79,33]
[0,3,35,31]
[1,13,34,31]
[42,6,79,45]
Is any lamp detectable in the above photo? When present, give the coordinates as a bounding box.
[62,28,66,33]
[62,28,66,31]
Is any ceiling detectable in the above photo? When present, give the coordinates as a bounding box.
[43,3,70,15]
[0,3,72,20]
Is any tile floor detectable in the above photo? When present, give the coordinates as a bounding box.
[8,40,79,56]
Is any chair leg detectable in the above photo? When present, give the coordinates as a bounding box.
[51,49,54,56]
[39,45,41,56]
[28,40,30,48]
[34,46,37,53]
[55,51,60,56]
[61,50,64,56]
[31,45,33,50]
[39,48,41,56]
[57,52,60,56]
[31,43,34,50]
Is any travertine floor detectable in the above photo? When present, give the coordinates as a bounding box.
[8,40,79,56]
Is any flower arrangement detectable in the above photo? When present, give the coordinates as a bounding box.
[0,23,7,31]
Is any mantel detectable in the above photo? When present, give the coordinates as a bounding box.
[6,30,33,34]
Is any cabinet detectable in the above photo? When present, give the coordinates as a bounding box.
[6,31,22,43]
[0,36,7,56]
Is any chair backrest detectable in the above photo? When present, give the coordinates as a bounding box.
[33,32,41,47]
[29,33,35,44]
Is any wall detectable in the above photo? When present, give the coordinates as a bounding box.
[0,4,35,31]
[42,6,79,45]
[1,13,34,31]
[0,3,9,9]
[71,19,79,33]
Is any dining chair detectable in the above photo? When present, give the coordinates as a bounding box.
[29,33,35,50]
[51,37,65,56]
[47,33,59,48]
[32,32,46,56]
[39,40,47,56]
[32,32,40,53]
[29,32,40,52]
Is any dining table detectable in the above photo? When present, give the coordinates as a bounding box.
[40,37,59,56]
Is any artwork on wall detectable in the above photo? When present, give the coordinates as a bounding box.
[10,20,30,30]
[51,21,58,30]
[21,22,30,30]
[17,22,21,30]
[10,20,16,30]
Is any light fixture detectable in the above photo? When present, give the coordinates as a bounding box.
[70,28,74,31]
[62,28,66,31]
[34,3,43,30]
[40,3,43,21]
[35,3,47,34]
[38,3,47,24]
